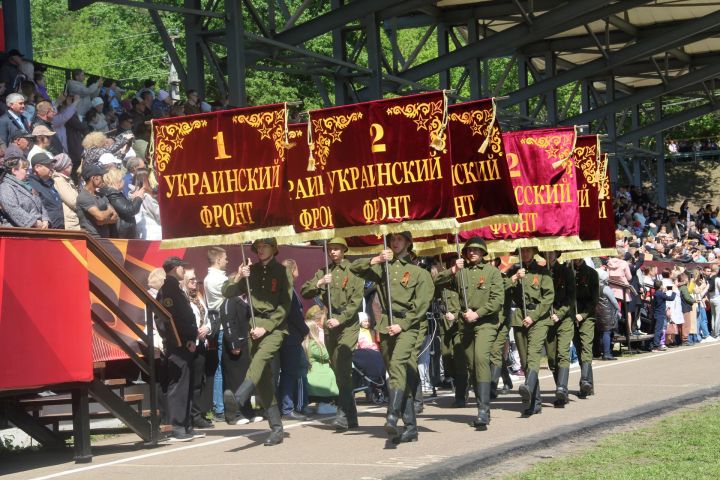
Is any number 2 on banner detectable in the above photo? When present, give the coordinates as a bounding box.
[213,132,232,160]
[506,152,521,177]
[370,123,386,153]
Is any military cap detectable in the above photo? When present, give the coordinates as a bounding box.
[462,236,488,255]
[251,237,278,254]
[327,237,348,252]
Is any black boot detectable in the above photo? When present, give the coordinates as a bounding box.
[333,388,358,431]
[473,383,491,429]
[521,371,542,417]
[489,365,501,400]
[414,378,424,414]
[223,378,255,424]
[263,405,283,446]
[554,367,569,408]
[500,363,513,391]
[579,362,594,399]
[394,393,418,443]
[384,389,404,438]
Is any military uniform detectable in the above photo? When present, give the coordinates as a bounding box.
[437,286,468,406]
[435,237,504,428]
[544,259,576,407]
[488,272,513,398]
[222,239,291,446]
[574,261,599,398]
[507,257,554,416]
[301,239,364,430]
[351,238,433,443]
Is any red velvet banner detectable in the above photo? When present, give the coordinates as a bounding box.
[448,99,519,229]
[597,154,617,250]
[460,127,584,252]
[575,135,601,244]
[0,238,93,390]
[285,91,457,242]
[153,104,295,248]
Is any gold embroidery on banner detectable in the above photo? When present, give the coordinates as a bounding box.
[232,110,287,164]
[573,143,601,186]
[521,134,575,177]
[597,155,610,200]
[311,112,363,171]
[449,107,504,158]
[386,100,447,153]
[154,120,208,172]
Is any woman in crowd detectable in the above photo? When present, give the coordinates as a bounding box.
[51,153,80,230]
[0,157,48,228]
[596,269,621,361]
[80,131,133,168]
[102,168,144,239]
[133,169,161,240]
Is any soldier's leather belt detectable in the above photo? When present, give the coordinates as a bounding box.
[526,303,538,311]
[391,311,407,318]
[255,312,271,319]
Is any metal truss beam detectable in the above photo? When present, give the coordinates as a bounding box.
[561,63,720,126]
[70,0,225,17]
[502,9,720,109]
[617,102,718,144]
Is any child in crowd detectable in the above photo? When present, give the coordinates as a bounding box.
[303,306,338,415]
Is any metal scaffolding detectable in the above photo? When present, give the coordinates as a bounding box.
[66,0,720,207]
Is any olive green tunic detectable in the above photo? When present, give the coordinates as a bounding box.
[574,262,599,364]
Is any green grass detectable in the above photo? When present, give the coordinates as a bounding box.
[505,401,720,480]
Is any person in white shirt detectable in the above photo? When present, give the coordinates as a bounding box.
[203,247,229,422]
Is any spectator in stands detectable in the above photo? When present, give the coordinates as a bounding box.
[181,267,217,430]
[34,72,50,101]
[55,94,86,174]
[122,157,145,196]
[33,100,65,156]
[694,272,712,342]
[98,152,122,171]
[116,113,133,136]
[52,153,80,230]
[0,49,25,92]
[27,125,56,165]
[130,98,150,141]
[65,69,102,119]
[136,79,156,101]
[86,98,109,132]
[709,265,720,338]
[3,130,32,162]
[80,131,132,168]
[596,269,620,360]
[146,267,166,351]
[0,156,48,228]
[133,169,161,240]
[140,90,153,114]
[357,311,379,351]
[203,246,229,423]
[151,90,173,118]
[667,139,678,154]
[76,164,118,238]
[100,80,124,114]
[20,81,36,125]
[185,90,201,115]
[0,92,31,146]
[101,168,144,239]
[27,153,64,229]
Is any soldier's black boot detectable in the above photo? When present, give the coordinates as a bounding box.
[333,404,348,431]
[263,405,284,446]
[394,394,418,443]
[518,370,537,411]
[384,389,404,438]
[579,362,593,399]
[224,379,255,422]
[554,367,570,408]
[489,365,501,400]
[334,389,358,431]
[473,383,491,429]
[414,377,424,414]
[500,362,513,392]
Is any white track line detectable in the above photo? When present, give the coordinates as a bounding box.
[29,342,720,480]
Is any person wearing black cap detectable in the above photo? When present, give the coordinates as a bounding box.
[222,237,291,446]
[542,251,575,408]
[156,256,205,442]
[351,231,434,444]
[301,237,365,431]
[27,152,64,229]
[76,164,117,238]
[4,129,32,161]
[507,247,554,417]
[435,237,504,429]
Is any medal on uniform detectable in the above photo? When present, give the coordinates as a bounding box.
[342,275,349,289]
[401,271,410,286]
[271,278,278,293]
[477,276,485,288]
[532,275,539,286]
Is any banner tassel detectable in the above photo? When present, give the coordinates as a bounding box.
[431,89,449,152]
[306,114,316,171]
[283,102,295,149]
[478,97,497,154]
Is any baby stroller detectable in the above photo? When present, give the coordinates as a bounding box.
[352,348,387,405]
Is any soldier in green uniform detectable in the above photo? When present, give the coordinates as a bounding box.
[507,247,554,417]
[300,237,364,431]
[435,274,468,407]
[543,251,576,407]
[435,237,504,429]
[573,258,599,399]
[489,260,513,399]
[221,238,291,446]
[351,232,433,443]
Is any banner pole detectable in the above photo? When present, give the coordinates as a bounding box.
[383,235,395,327]
[454,233,469,311]
[323,240,333,319]
[240,243,257,330]
[519,247,527,318]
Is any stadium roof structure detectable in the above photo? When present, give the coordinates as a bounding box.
[67,0,720,206]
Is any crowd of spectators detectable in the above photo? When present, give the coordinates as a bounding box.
[0,49,217,239]
[666,138,720,155]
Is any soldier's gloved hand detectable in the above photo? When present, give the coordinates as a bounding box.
[387,324,402,336]
[250,327,267,340]
[445,312,455,322]
[317,273,332,288]
[576,313,584,323]
[463,310,479,323]
[453,258,465,274]
[551,313,559,323]
[326,318,340,329]
[521,316,534,327]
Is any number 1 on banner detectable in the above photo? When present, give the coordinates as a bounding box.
[213,132,232,160]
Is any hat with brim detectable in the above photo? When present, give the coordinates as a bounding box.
[31,152,55,168]
[327,237,348,252]
[462,236,488,255]
[30,125,56,137]
[386,231,413,251]
[251,237,278,255]
[162,256,189,273]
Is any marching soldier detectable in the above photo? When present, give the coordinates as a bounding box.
[435,237,504,429]
[573,258,599,398]
[507,247,554,417]
[300,237,364,431]
[222,238,291,446]
[351,232,433,443]
[489,258,513,399]
[435,270,468,407]
[544,251,576,407]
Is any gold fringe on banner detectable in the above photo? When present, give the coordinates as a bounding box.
[560,248,619,261]
[538,239,601,253]
[346,237,451,257]
[478,97,497,154]
[159,225,298,250]
[456,213,523,232]
[485,235,587,254]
